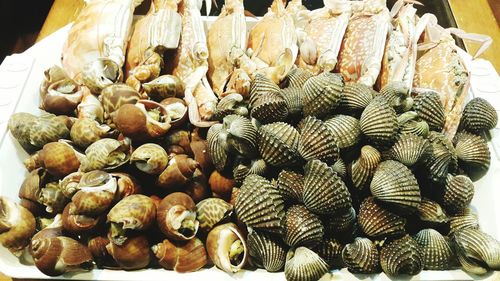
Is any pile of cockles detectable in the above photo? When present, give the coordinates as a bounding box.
[1,0,499,280]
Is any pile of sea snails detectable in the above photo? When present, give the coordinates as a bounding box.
[2,65,500,280]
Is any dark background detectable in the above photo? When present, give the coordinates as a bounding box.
[0,0,460,63]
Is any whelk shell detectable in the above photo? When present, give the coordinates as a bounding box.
[284,205,324,248]
[142,75,185,101]
[303,159,352,215]
[302,72,344,118]
[235,174,285,234]
[324,115,361,149]
[379,235,423,276]
[152,238,207,273]
[284,246,329,281]
[452,228,500,275]
[106,235,150,270]
[0,196,36,256]
[80,138,131,172]
[360,96,398,149]
[459,97,498,134]
[247,229,287,272]
[157,192,199,241]
[357,197,406,239]
[31,236,93,276]
[370,160,421,212]
[206,223,247,273]
[70,118,111,148]
[130,143,169,175]
[82,58,123,94]
[257,122,301,167]
[342,237,381,274]
[453,131,490,181]
[298,116,339,164]
[196,198,233,233]
[100,83,141,121]
[413,229,455,270]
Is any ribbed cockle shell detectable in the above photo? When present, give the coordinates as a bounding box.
[387,134,430,167]
[342,237,381,273]
[284,205,324,247]
[235,175,285,234]
[349,145,381,190]
[257,122,301,167]
[358,197,406,239]
[380,235,423,276]
[452,228,500,275]
[314,237,344,269]
[424,131,457,182]
[298,116,339,164]
[276,170,304,203]
[247,229,287,272]
[412,90,445,131]
[459,97,498,134]
[339,82,374,116]
[302,72,344,118]
[443,174,474,214]
[370,160,421,212]
[223,114,258,158]
[453,131,490,181]
[284,246,329,281]
[324,115,361,149]
[413,229,455,270]
[360,96,398,149]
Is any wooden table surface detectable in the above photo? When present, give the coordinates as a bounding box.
[1,0,499,280]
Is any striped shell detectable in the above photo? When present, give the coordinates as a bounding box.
[417,198,448,225]
[324,115,361,149]
[279,87,304,116]
[284,205,324,247]
[302,72,344,118]
[331,158,347,179]
[284,247,329,281]
[380,235,423,276]
[413,229,455,270]
[298,116,339,164]
[360,96,398,149]
[314,237,344,269]
[235,175,285,234]
[459,97,498,134]
[339,82,374,115]
[214,93,248,120]
[249,73,280,108]
[452,228,500,275]
[196,198,233,233]
[379,81,413,113]
[70,118,110,148]
[350,145,381,190]
[247,229,287,272]
[250,91,288,124]
[370,160,421,212]
[342,237,381,274]
[412,90,445,131]
[424,132,458,182]
[223,115,258,158]
[282,68,313,88]
[130,143,168,175]
[449,209,480,235]
[276,170,304,203]
[323,207,356,235]
[303,159,352,215]
[207,124,229,172]
[30,115,71,149]
[387,134,430,167]
[232,159,267,185]
[80,138,130,172]
[453,131,490,181]
[443,174,474,214]
[257,122,301,167]
[358,197,406,239]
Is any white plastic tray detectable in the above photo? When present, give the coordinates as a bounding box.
[0,19,500,281]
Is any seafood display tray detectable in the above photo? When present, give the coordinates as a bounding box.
[0,18,499,281]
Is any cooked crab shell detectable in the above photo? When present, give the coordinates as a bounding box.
[130,143,169,175]
[206,223,247,273]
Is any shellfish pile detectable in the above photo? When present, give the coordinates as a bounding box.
[1,0,499,280]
